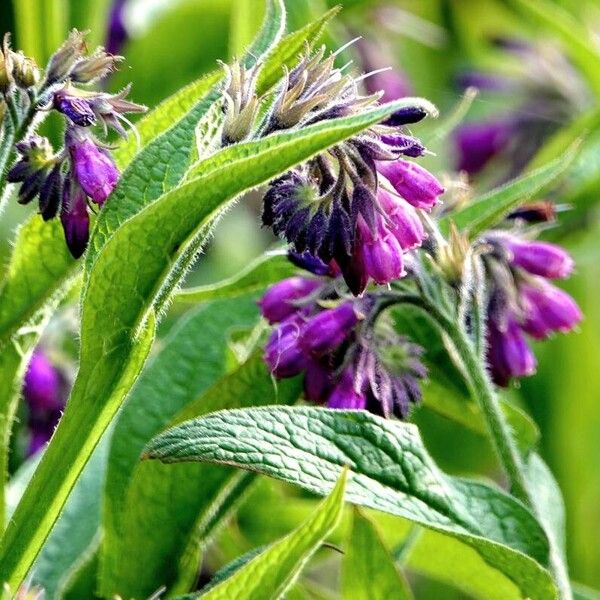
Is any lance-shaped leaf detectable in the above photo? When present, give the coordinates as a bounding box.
[343,509,413,600]
[146,406,557,600]
[189,470,347,600]
[176,251,296,304]
[440,144,578,239]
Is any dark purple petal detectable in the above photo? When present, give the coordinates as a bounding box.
[60,179,90,258]
[300,302,358,357]
[382,106,427,127]
[39,164,63,221]
[23,349,63,412]
[327,368,366,410]
[454,120,512,175]
[264,317,308,378]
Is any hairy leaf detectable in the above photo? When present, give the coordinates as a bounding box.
[176,251,296,304]
[146,406,557,599]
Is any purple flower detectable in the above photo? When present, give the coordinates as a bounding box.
[377,159,444,211]
[300,302,358,357]
[355,218,404,286]
[258,277,320,324]
[53,91,97,126]
[378,189,426,250]
[265,317,307,378]
[327,368,366,410]
[487,316,537,386]
[66,128,119,204]
[521,280,582,339]
[304,360,333,403]
[505,236,574,279]
[23,350,62,412]
[454,120,512,175]
[60,178,90,258]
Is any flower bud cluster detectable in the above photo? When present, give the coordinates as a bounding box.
[4,30,145,258]
[481,228,581,386]
[260,255,427,418]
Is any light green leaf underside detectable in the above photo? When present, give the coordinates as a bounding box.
[176,251,296,304]
[146,406,557,600]
[197,470,347,600]
[343,509,413,600]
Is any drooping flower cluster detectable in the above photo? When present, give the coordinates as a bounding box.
[481,227,581,386]
[260,254,427,417]
[22,349,67,456]
[4,30,145,257]
[256,46,444,295]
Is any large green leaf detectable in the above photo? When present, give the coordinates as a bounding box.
[100,296,277,597]
[441,145,578,239]
[192,470,347,600]
[176,251,296,304]
[342,509,413,600]
[146,406,557,600]
[103,355,301,598]
[30,437,109,598]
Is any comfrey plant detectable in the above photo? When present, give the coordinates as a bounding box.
[0,3,592,600]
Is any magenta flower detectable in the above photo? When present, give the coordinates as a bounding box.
[505,237,574,279]
[377,159,444,211]
[258,277,320,324]
[454,120,512,175]
[521,280,582,339]
[487,316,537,387]
[377,189,426,250]
[66,128,119,204]
[264,317,307,378]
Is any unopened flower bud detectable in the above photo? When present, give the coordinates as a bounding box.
[435,224,472,286]
[66,127,119,204]
[327,368,366,410]
[11,51,39,88]
[265,317,307,378]
[23,349,63,412]
[505,236,574,279]
[60,177,90,258]
[300,302,358,356]
[70,48,122,84]
[258,277,320,324]
[383,106,427,127]
[507,201,556,223]
[46,30,86,83]
[0,33,14,92]
[377,159,444,211]
[521,280,582,339]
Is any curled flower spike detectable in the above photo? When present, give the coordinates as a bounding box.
[481,226,581,386]
[261,257,427,419]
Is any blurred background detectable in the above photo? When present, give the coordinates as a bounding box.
[2,0,600,597]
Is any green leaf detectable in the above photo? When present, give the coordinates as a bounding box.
[342,509,413,600]
[102,354,301,598]
[176,250,296,304]
[573,583,600,600]
[146,406,557,600]
[58,545,101,600]
[195,470,347,600]
[441,144,579,239]
[29,437,108,598]
[100,297,273,596]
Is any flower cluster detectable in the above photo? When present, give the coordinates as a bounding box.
[4,31,145,257]
[481,229,581,386]
[22,349,67,456]
[257,46,444,295]
[260,255,427,417]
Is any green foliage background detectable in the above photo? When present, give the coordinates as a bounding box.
[2,0,600,598]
